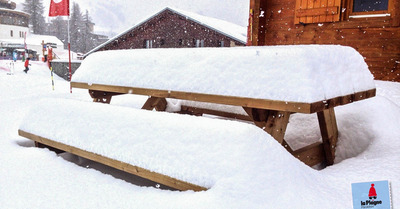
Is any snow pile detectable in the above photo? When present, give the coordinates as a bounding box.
[1,59,399,209]
[73,45,375,103]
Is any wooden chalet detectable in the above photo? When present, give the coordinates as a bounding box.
[248,0,400,82]
[85,7,247,57]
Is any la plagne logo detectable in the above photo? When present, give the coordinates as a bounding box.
[352,180,392,209]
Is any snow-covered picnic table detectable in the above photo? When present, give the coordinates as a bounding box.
[19,45,376,192]
[71,45,376,166]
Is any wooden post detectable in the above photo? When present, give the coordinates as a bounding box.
[249,0,261,46]
[317,108,338,166]
[41,40,45,60]
[243,107,290,144]
[142,96,167,111]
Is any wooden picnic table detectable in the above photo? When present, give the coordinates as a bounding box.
[71,81,376,166]
[69,45,377,167]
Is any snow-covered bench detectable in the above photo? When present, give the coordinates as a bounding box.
[19,99,217,191]
[69,45,376,167]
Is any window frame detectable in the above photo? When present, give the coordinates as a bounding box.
[348,0,394,18]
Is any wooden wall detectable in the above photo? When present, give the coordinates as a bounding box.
[250,0,400,82]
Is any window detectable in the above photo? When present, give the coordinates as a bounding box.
[144,40,152,48]
[218,40,224,47]
[294,0,393,24]
[196,40,204,48]
[10,30,13,37]
[349,0,393,18]
[352,0,388,12]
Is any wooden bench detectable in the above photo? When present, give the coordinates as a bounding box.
[20,99,253,192]
[20,98,295,192]
[69,45,376,167]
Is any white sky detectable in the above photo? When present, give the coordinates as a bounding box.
[13,0,249,36]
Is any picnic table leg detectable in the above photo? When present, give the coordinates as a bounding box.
[243,107,290,144]
[142,96,167,111]
[28,135,65,154]
[89,90,121,104]
[317,108,338,166]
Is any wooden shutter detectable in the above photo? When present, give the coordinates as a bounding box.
[295,0,341,24]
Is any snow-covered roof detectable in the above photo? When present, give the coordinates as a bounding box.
[85,7,247,57]
[168,7,247,43]
[26,34,64,46]
[0,34,64,47]
[0,7,29,17]
[74,45,375,103]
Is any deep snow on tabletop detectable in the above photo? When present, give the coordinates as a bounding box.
[72,45,375,103]
[1,59,399,209]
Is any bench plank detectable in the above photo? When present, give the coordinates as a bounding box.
[19,129,207,192]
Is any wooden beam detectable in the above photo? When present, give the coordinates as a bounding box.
[72,82,375,114]
[309,88,376,113]
[243,108,290,144]
[291,142,325,167]
[180,105,251,121]
[317,108,338,166]
[142,96,167,111]
[18,130,208,192]
[89,90,122,104]
[249,0,261,46]
[35,142,65,154]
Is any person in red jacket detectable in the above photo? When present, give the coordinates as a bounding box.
[23,57,31,73]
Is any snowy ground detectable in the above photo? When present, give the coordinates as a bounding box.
[0,60,399,208]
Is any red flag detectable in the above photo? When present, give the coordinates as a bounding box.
[49,0,69,17]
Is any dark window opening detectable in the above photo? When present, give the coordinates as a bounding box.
[179,39,183,46]
[195,39,204,48]
[143,39,152,48]
[353,0,389,12]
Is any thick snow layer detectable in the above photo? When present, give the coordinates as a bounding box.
[1,59,399,209]
[73,45,375,103]
[20,98,297,188]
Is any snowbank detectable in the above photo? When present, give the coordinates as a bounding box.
[1,57,399,209]
[73,45,375,103]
